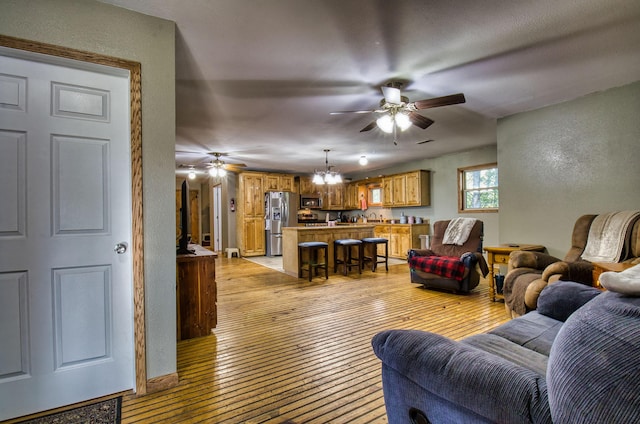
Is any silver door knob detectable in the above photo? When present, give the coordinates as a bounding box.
[114,242,128,254]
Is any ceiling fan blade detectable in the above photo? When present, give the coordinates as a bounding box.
[359,121,377,132]
[412,93,466,110]
[329,109,376,115]
[409,112,434,129]
[417,139,435,145]
[381,86,402,105]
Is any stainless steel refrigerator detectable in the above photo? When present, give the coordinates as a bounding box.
[265,191,294,256]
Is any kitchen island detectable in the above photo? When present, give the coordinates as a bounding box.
[282,224,376,277]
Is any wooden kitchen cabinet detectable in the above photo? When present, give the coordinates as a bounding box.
[382,170,430,207]
[344,182,360,210]
[374,223,429,259]
[242,217,265,255]
[299,176,321,196]
[176,245,217,341]
[405,170,430,206]
[265,173,295,192]
[322,184,345,210]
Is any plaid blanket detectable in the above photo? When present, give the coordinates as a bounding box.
[409,255,467,281]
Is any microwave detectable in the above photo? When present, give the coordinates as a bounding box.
[300,196,322,209]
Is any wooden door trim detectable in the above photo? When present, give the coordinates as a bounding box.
[0,35,147,395]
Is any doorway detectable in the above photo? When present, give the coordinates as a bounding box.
[213,185,222,252]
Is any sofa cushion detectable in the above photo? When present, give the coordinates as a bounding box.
[547,291,640,423]
[536,281,602,322]
[409,255,466,281]
[487,311,562,356]
[462,334,549,375]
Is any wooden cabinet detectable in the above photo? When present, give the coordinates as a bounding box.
[237,172,266,256]
[322,184,345,210]
[344,183,361,210]
[382,170,430,207]
[374,223,429,259]
[405,170,430,206]
[176,245,217,340]
[299,176,319,196]
[392,174,406,206]
[265,173,295,192]
[242,217,265,256]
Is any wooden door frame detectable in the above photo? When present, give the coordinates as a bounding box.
[0,35,148,395]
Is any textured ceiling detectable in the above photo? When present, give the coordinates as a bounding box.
[100,0,640,178]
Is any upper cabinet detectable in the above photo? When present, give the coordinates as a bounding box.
[382,170,430,207]
[344,182,360,210]
[264,173,295,192]
[299,176,319,196]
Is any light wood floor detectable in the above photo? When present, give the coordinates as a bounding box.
[121,257,509,423]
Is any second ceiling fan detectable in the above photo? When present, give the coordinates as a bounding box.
[330,82,465,141]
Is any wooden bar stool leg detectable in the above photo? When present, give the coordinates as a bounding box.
[323,245,328,279]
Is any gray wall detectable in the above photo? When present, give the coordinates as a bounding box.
[347,144,500,249]
[498,81,640,258]
[1,0,177,379]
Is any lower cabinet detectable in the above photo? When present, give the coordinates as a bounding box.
[374,223,430,259]
[242,217,265,256]
[176,245,217,341]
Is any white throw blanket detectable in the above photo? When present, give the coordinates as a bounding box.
[443,218,477,246]
[582,211,640,262]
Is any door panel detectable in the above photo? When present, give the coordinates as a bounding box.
[0,51,133,420]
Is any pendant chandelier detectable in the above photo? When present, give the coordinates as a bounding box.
[312,149,342,185]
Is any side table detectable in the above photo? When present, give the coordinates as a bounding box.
[592,261,636,289]
[484,244,545,302]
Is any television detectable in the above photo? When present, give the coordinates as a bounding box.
[177,180,194,254]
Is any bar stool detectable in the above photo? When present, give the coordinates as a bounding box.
[334,239,363,275]
[362,237,389,272]
[298,242,329,281]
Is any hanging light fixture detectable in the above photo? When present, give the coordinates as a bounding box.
[359,155,368,166]
[207,153,228,178]
[187,166,197,180]
[313,149,342,185]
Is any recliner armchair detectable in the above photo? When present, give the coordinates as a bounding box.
[504,212,640,317]
[408,219,488,293]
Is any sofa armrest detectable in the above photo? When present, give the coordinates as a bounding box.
[372,329,550,424]
[542,261,594,285]
[536,281,601,322]
[408,249,435,258]
[509,251,561,271]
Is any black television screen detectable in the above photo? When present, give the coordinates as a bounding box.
[177,180,194,254]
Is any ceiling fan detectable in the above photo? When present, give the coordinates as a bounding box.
[177,152,246,178]
[330,82,465,144]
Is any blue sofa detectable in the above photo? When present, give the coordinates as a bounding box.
[372,281,640,423]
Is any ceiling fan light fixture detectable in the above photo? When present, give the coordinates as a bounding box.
[209,166,227,177]
[395,113,412,131]
[376,115,394,133]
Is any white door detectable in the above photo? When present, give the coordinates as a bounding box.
[0,50,134,420]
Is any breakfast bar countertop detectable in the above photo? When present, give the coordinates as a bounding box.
[282,225,376,277]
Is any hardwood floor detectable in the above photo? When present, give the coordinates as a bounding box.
[121,257,509,423]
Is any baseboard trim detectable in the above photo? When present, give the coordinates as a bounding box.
[146,372,179,393]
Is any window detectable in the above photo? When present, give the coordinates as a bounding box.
[458,163,498,212]
[369,186,382,205]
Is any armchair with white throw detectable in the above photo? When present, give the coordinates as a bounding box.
[408,218,488,293]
